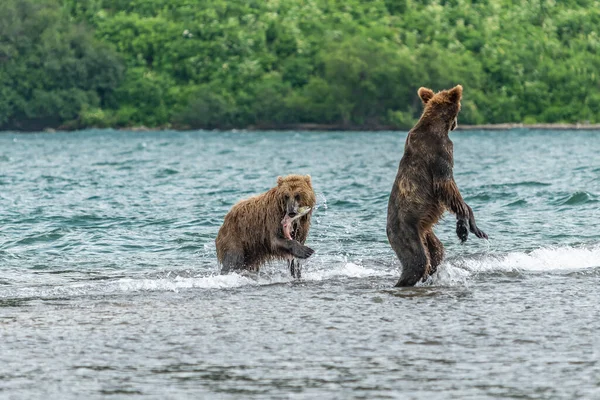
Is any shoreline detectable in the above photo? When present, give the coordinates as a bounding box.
[2,122,600,133]
[246,123,600,131]
[455,123,600,131]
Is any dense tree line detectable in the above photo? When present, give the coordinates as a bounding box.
[0,0,123,130]
[1,0,599,130]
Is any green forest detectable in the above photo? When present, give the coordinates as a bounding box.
[1,0,599,131]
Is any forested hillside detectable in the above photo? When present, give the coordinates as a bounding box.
[1,0,599,130]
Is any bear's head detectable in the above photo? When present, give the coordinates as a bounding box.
[276,174,316,219]
[417,85,463,131]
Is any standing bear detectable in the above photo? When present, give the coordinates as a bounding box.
[387,85,488,287]
[216,174,316,277]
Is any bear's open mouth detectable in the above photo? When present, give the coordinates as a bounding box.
[281,207,311,240]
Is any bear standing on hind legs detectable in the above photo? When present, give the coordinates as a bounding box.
[387,85,488,287]
[216,175,316,277]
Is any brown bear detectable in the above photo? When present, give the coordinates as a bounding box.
[216,174,316,277]
[387,85,488,287]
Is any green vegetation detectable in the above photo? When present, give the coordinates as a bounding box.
[1,0,600,130]
[0,0,123,130]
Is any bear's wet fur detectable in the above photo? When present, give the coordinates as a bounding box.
[387,85,487,287]
[216,174,316,275]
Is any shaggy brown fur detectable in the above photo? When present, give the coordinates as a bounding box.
[216,174,316,276]
[387,85,488,287]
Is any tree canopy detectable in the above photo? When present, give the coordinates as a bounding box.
[2,0,599,130]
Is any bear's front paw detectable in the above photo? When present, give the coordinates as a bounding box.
[292,244,315,259]
[456,219,469,243]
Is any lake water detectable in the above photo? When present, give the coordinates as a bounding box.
[1,129,599,399]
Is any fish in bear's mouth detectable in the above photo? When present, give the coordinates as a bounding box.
[281,207,311,240]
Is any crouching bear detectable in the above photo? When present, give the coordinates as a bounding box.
[216,174,316,278]
[387,85,488,287]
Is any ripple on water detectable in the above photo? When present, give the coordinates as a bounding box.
[155,168,180,177]
[554,191,598,206]
[505,199,528,207]
[483,181,552,189]
[1,129,600,399]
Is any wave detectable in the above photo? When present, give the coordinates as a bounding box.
[116,244,600,291]
[482,181,552,189]
[1,245,599,299]
[434,244,600,285]
[0,262,391,300]
[117,262,389,292]
[554,191,598,206]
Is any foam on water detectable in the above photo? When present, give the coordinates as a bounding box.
[117,262,389,292]
[117,273,258,291]
[435,244,600,285]
[2,245,599,298]
[0,262,386,298]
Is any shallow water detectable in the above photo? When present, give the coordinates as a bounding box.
[1,129,599,399]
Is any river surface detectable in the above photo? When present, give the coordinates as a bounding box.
[1,129,599,399]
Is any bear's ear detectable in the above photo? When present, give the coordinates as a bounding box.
[304,174,312,184]
[448,85,463,103]
[418,87,435,105]
[277,176,284,186]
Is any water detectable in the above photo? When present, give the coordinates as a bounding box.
[1,129,599,399]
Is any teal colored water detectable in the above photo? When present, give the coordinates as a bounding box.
[1,129,600,398]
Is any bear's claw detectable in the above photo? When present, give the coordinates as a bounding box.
[292,244,314,259]
[471,226,488,240]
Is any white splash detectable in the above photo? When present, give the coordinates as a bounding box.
[302,262,388,281]
[433,244,600,286]
[116,262,389,292]
[2,245,599,298]
[117,273,257,292]
[313,192,328,212]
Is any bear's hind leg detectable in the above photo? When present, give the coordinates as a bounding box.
[389,225,430,287]
[424,230,445,277]
[220,249,244,274]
